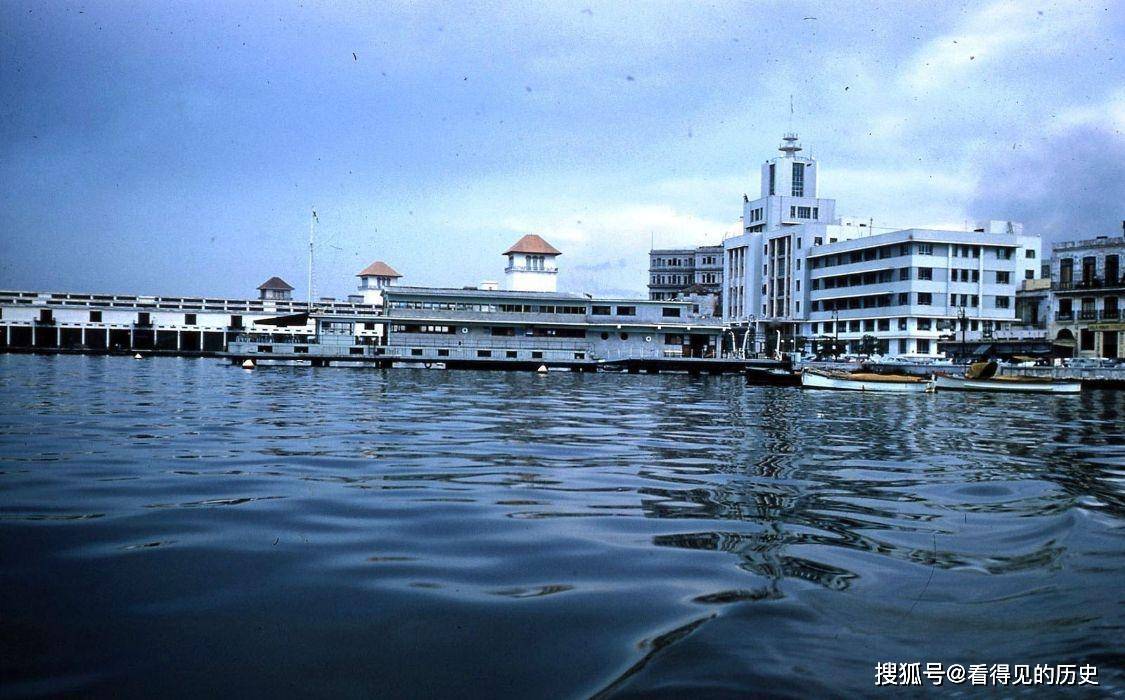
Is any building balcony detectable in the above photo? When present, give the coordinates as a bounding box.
[1100,309,1121,320]
[1056,311,1073,321]
[1052,277,1124,292]
[1078,310,1098,321]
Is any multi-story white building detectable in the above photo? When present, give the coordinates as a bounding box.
[723,134,1042,356]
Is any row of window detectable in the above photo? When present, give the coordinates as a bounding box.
[810,243,1029,269]
[387,301,587,315]
[788,205,819,220]
[811,292,1013,311]
[811,317,995,334]
[1057,254,1121,286]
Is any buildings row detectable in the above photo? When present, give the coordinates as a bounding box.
[2,133,1120,365]
[648,134,1123,360]
[0,234,726,367]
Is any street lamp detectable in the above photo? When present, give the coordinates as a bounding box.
[832,308,840,359]
[957,306,968,352]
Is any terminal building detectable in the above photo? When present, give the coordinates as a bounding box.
[722,134,1043,356]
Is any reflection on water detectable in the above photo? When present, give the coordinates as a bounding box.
[0,355,1122,697]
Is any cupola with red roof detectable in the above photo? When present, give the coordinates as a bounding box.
[356,260,402,305]
[503,234,560,292]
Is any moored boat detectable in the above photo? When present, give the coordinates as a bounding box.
[745,367,802,387]
[935,374,1081,394]
[800,369,935,393]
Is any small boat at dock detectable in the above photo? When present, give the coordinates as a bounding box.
[935,360,1081,393]
[745,367,801,387]
[801,368,935,393]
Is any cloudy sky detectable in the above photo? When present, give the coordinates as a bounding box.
[1,0,1122,299]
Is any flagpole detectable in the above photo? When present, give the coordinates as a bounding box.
[308,209,316,311]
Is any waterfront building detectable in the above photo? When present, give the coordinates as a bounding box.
[1049,232,1125,359]
[722,134,1042,356]
[648,246,723,297]
[504,234,561,292]
[380,286,722,365]
[258,277,295,301]
[356,261,402,306]
[0,286,379,354]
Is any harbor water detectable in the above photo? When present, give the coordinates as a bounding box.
[1,354,1123,697]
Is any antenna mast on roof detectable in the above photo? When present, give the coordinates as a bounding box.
[308,208,318,311]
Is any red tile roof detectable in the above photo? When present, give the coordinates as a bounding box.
[356,261,402,278]
[503,234,561,256]
[257,276,294,291]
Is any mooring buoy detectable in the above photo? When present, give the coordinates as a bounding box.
[133,353,143,359]
[242,359,255,370]
[537,364,548,373]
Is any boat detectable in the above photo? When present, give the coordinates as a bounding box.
[935,375,1081,393]
[745,367,801,386]
[801,368,935,393]
[935,360,1080,393]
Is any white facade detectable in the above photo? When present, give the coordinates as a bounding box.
[505,253,558,292]
[722,134,1043,356]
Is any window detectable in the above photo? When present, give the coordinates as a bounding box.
[349,347,363,355]
[917,339,930,354]
[815,237,823,246]
[918,267,933,281]
[437,349,449,357]
[900,268,910,281]
[918,243,934,255]
[411,348,423,356]
[661,307,681,318]
[1025,249,1036,259]
[531,351,543,359]
[898,318,908,330]
[1025,269,1034,280]
[768,163,776,195]
[995,296,1011,309]
[898,293,909,305]
[294,346,308,353]
[477,350,492,358]
[996,271,1011,285]
[797,206,811,218]
[230,314,243,329]
[185,313,197,325]
[918,318,932,330]
[490,327,516,336]
[506,350,517,359]
[591,305,611,315]
[918,292,932,305]
[364,322,375,330]
[615,306,636,316]
[792,162,805,197]
[878,319,890,331]
[89,311,102,322]
[664,334,683,345]
[574,352,586,360]
[619,332,628,340]
[997,248,1012,260]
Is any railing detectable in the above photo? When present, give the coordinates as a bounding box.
[1053,277,1124,291]
[1055,312,1074,321]
[1078,310,1098,321]
[1100,309,1121,320]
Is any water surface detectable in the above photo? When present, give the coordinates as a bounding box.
[1,355,1122,697]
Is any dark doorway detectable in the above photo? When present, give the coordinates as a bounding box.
[1104,331,1118,360]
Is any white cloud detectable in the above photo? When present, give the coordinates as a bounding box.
[500,203,737,295]
[901,0,1101,91]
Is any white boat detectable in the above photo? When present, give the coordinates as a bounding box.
[801,369,935,393]
[935,374,1081,394]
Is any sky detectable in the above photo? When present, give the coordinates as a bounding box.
[1,0,1122,300]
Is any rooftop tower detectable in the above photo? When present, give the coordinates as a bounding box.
[503,235,560,292]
